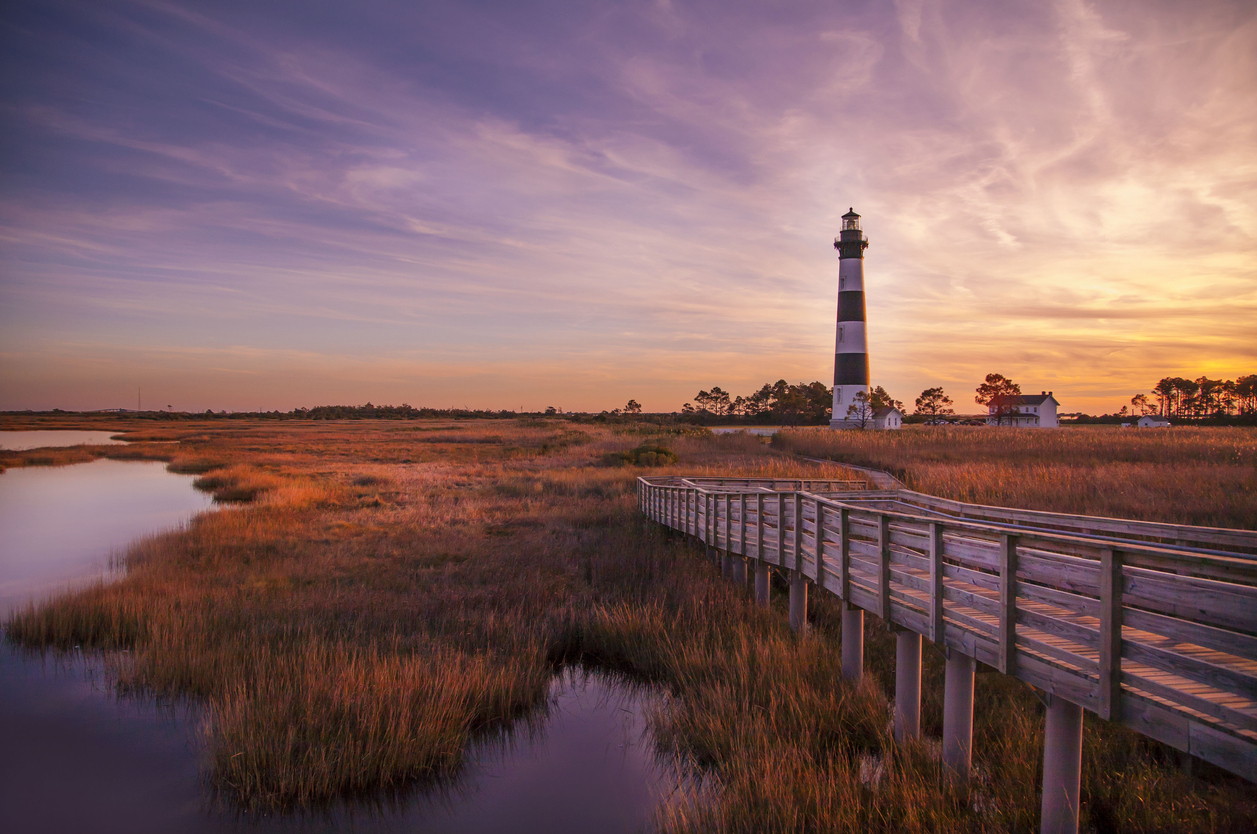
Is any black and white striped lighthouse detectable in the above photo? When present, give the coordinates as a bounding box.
[829,208,870,428]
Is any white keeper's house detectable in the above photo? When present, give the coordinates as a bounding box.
[873,406,903,430]
[986,391,1060,427]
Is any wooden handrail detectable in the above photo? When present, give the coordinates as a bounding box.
[638,475,1257,783]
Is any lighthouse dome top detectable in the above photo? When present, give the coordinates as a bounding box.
[834,207,869,256]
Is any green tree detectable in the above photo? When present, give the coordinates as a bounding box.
[1195,376,1237,416]
[693,387,732,416]
[798,381,834,423]
[685,379,833,425]
[1237,375,1257,414]
[869,385,904,412]
[1175,378,1200,417]
[1220,380,1238,416]
[975,373,1021,426]
[1152,378,1176,417]
[623,399,642,415]
[914,387,955,421]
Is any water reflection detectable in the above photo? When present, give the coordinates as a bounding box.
[0,459,214,616]
[1,649,687,833]
[0,460,691,832]
[402,668,684,834]
[0,430,127,450]
[0,646,215,834]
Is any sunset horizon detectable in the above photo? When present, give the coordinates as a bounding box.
[2,0,1254,415]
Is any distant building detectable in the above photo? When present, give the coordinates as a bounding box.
[986,391,1060,427]
[1137,415,1171,428]
[873,407,903,430]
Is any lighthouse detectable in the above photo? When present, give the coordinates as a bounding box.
[830,208,870,428]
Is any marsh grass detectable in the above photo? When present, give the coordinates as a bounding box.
[3,417,1254,829]
[775,425,1257,528]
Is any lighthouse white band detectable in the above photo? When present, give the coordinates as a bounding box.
[838,258,864,291]
[832,384,869,406]
[835,320,867,354]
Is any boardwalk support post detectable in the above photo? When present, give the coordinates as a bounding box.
[1041,695,1084,834]
[789,569,808,633]
[943,651,976,783]
[894,630,922,742]
[755,561,771,607]
[842,604,863,681]
[732,555,747,586]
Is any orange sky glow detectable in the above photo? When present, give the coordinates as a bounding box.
[1,0,1254,415]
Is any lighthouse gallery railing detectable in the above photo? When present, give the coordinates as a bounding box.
[637,475,1257,782]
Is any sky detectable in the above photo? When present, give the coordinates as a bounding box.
[1,0,1254,414]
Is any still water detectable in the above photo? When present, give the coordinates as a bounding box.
[0,459,687,833]
[0,459,213,615]
[0,429,127,451]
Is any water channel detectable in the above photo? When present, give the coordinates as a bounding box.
[0,429,126,451]
[1,432,687,833]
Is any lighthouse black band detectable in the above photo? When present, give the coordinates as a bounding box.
[833,352,869,386]
[834,238,868,259]
[837,291,866,322]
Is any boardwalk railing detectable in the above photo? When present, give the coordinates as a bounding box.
[638,475,1257,832]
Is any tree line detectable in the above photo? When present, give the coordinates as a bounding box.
[681,381,832,423]
[676,372,1045,427]
[37,372,1253,425]
[679,380,909,425]
[1132,375,1257,418]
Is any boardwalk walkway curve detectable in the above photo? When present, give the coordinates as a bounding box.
[637,474,1257,833]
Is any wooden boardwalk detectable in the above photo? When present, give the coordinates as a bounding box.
[638,475,1257,783]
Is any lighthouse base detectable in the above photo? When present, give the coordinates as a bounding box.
[829,418,870,430]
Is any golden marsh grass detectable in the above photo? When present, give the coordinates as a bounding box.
[2,417,1254,829]
[774,425,1257,529]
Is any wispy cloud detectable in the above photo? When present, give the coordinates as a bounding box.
[1,0,1253,412]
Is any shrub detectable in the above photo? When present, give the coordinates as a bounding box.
[603,443,679,467]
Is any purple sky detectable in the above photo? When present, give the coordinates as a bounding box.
[2,0,1254,413]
